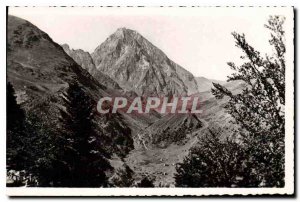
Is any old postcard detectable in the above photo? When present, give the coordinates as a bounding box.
[6,6,294,196]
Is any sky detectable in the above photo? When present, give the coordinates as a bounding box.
[8,7,292,80]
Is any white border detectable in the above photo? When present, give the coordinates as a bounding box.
[3,5,295,197]
[4,187,295,196]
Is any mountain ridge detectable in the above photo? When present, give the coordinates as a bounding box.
[7,15,134,158]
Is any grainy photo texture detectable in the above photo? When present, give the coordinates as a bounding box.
[6,7,294,196]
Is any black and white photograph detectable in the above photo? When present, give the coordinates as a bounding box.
[5,6,294,196]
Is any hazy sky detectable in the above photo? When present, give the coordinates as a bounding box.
[9,7,291,80]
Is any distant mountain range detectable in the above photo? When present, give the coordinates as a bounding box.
[195,76,226,92]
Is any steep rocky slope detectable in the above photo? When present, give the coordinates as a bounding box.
[61,44,122,90]
[61,43,162,133]
[91,28,198,97]
[138,114,202,149]
[7,15,134,158]
[61,44,95,73]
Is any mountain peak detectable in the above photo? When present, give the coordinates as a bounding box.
[116,27,136,33]
[92,27,199,96]
[112,27,140,40]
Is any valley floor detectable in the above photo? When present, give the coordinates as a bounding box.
[123,119,209,187]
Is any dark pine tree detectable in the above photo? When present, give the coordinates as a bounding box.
[137,176,155,187]
[59,82,112,187]
[7,82,27,171]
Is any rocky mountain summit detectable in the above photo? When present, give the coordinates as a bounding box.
[61,44,96,73]
[91,28,198,97]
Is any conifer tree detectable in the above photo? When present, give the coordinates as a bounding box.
[137,176,155,187]
[59,82,112,187]
[7,82,27,171]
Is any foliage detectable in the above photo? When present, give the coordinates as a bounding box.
[175,16,286,187]
[7,82,113,187]
[212,15,285,187]
[137,176,155,187]
[25,106,69,187]
[111,163,134,187]
[58,82,112,187]
[175,129,260,187]
[6,82,28,185]
[7,82,26,169]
